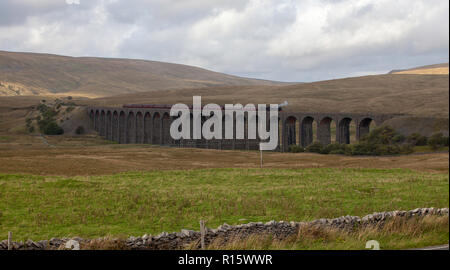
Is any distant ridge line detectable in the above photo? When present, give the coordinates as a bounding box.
[388,63,449,74]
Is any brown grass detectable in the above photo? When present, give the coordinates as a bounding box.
[0,135,448,176]
[200,215,449,250]
[87,74,449,118]
[0,51,284,98]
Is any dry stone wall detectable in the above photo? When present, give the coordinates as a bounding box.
[1,207,447,250]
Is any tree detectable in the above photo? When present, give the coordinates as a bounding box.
[43,122,64,135]
[428,133,449,150]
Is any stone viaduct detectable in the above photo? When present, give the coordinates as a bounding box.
[87,105,398,152]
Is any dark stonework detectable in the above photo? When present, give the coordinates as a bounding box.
[112,111,119,142]
[106,111,112,140]
[300,116,314,148]
[318,117,332,145]
[87,106,400,151]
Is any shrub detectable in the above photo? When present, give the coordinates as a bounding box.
[428,132,449,150]
[289,145,304,153]
[360,126,398,145]
[349,126,417,156]
[321,143,350,155]
[42,122,64,135]
[305,142,324,153]
[329,149,346,155]
[392,134,406,144]
[321,143,337,154]
[416,136,428,146]
[287,126,433,157]
[75,126,85,135]
[37,118,52,132]
[373,144,401,156]
[351,142,377,156]
[406,133,428,146]
[400,144,414,155]
[33,100,64,136]
[37,103,48,113]
[37,103,58,119]
[65,106,75,113]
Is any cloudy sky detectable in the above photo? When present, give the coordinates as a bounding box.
[0,0,448,82]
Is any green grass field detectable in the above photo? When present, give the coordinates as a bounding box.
[0,168,448,243]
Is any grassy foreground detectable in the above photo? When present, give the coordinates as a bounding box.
[0,168,448,243]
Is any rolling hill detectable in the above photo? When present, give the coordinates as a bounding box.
[389,63,449,75]
[0,50,448,136]
[93,73,449,118]
[88,72,448,136]
[0,51,286,98]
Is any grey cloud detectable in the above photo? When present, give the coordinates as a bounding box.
[0,0,98,26]
[0,0,448,82]
[0,0,63,26]
[106,0,248,25]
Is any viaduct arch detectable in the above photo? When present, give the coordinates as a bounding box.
[88,105,399,152]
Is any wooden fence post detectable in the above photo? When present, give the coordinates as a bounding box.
[200,220,206,250]
[7,231,12,250]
